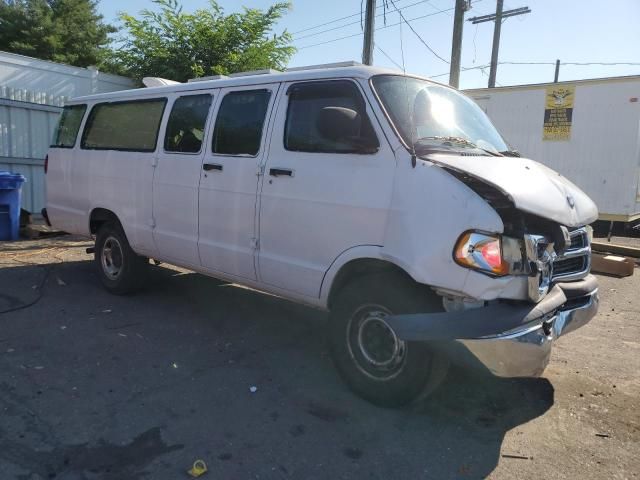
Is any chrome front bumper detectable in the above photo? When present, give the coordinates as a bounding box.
[453,288,598,377]
[386,275,599,378]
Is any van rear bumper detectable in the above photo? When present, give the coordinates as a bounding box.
[385,275,599,377]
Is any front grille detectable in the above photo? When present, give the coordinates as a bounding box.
[568,231,587,249]
[553,256,587,276]
[551,227,590,281]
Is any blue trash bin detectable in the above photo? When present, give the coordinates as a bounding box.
[0,171,27,241]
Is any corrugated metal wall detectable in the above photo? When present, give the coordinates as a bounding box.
[0,51,136,213]
[0,95,61,213]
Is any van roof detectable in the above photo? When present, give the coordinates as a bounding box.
[68,64,445,104]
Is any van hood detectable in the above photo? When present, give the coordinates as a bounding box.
[424,154,598,228]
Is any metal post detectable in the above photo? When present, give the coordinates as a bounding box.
[488,0,503,88]
[449,0,468,88]
[362,0,377,66]
[554,59,560,82]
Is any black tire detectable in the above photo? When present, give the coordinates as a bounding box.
[329,272,449,407]
[94,222,148,295]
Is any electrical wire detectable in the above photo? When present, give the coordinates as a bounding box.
[291,0,411,35]
[0,242,88,315]
[297,6,456,50]
[429,64,489,78]
[501,61,640,66]
[387,0,449,64]
[428,61,640,80]
[294,0,433,41]
[375,44,404,70]
[0,265,51,314]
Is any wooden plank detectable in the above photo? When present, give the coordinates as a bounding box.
[598,212,640,222]
[591,253,635,277]
[592,241,640,258]
[21,223,65,239]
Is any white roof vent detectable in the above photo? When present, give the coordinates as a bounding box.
[286,61,362,72]
[228,68,281,78]
[188,74,229,83]
[142,77,181,87]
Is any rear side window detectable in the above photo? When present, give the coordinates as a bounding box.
[285,80,379,154]
[52,104,86,148]
[81,99,166,152]
[164,94,212,153]
[212,90,271,156]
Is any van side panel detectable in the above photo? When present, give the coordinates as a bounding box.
[47,98,164,257]
[83,149,157,255]
[47,106,92,235]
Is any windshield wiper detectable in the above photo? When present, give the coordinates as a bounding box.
[415,136,503,157]
[500,149,521,157]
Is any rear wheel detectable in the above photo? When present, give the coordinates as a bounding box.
[329,273,448,407]
[95,222,148,294]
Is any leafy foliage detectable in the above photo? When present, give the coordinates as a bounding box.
[0,0,116,67]
[110,0,295,82]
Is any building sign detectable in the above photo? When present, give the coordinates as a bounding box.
[543,85,575,141]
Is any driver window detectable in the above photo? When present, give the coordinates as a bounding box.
[284,80,379,154]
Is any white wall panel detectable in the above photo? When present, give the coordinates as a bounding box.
[0,50,135,213]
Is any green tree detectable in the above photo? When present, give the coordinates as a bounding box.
[0,0,116,67]
[110,0,295,82]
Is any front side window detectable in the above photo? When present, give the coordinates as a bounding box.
[164,94,212,153]
[372,75,509,154]
[212,90,271,156]
[81,99,166,152]
[284,80,379,154]
[52,104,86,148]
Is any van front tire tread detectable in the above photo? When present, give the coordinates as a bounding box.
[329,273,448,407]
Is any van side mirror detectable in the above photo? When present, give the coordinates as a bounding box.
[316,107,378,153]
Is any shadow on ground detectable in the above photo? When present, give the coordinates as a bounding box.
[0,259,554,479]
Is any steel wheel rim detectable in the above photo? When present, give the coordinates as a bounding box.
[346,304,407,381]
[101,236,123,280]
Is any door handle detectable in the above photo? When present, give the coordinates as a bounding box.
[269,167,294,177]
[203,163,223,172]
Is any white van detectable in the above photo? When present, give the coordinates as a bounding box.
[45,63,599,407]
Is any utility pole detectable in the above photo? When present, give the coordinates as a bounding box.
[362,0,377,66]
[554,59,560,82]
[449,0,471,88]
[487,0,503,88]
[468,3,531,88]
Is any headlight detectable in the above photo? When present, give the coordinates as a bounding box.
[454,231,525,276]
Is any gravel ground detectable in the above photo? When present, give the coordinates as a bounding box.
[0,236,638,480]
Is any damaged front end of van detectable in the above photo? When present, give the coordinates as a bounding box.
[386,154,599,378]
[372,74,599,378]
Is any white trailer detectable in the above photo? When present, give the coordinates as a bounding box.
[466,76,640,223]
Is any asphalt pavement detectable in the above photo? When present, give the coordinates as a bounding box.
[0,236,638,479]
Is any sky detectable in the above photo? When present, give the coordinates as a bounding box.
[97,0,640,89]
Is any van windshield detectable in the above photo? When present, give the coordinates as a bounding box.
[371,75,509,155]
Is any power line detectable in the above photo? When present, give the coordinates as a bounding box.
[430,64,490,78]
[297,5,456,50]
[501,61,640,66]
[388,0,449,64]
[290,0,410,35]
[375,44,405,70]
[294,0,433,41]
[428,61,640,79]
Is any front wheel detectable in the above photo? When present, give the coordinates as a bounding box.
[95,222,148,294]
[329,273,448,407]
